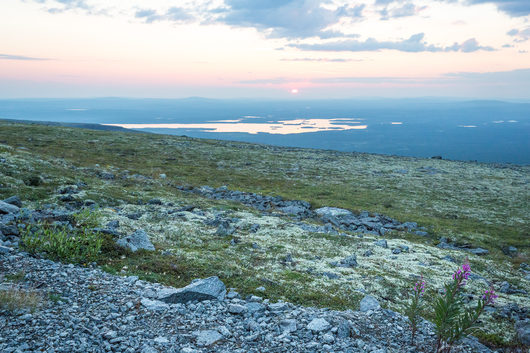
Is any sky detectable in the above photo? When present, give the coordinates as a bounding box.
[1,0,530,99]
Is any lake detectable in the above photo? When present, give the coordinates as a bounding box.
[1,97,529,164]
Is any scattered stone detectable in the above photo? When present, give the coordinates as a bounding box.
[147,198,163,205]
[515,319,530,346]
[315,207,352,218]
[499,281,528,295]
[502,246,518,257]
[322,272,340,279]
[269,302,288,312]
[307,318,331,332]
[375,240,388,248]
[360,295,380,312]
[466,247,489,256]
[339,255,358,268]
[0,201,19,214]
[280,319,297,333]
[140,298,169,311]
[228,304,246,314]
[159,277,226,304]
[337,320,353,339]
[116,229,155,252]
[194,330,223,346]
[363,250,373,257]
[2,196,22,208]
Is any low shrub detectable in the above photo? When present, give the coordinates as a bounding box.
[21,224,103,264]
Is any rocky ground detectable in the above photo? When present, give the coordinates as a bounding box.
[1,192,528,352]
[1,250,494,353]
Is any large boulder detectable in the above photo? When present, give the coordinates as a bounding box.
[0,201,19,215]
[116,229,155,252]
[159,277,226,304]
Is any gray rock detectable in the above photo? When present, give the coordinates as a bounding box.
[337,320,353,339]
[0,245,13,254]
[315,207,352,218]
[194,330,223,346]
[107,220,119,229]
[339,255,358,268]
[374,240,388,248]
[392,248,401,254]
[269,302,288,312]
[363,250,373,257]
[499,281,528,295]
[2,196,22,208]
[245,302,265,314]
[307,318,331,332]
[360,295,380,312]
[466,248,489,256]
[226,290,240,299]
[147,198,162,205]
[322,272,340,279]
[116,229,155,252]
[159,277,226,304]
[140,298,169,311]
[227,304,246,314]
[0,201,19,215]
[515,319,530,346]
[502,246,518,257]
[280,319,297,333]
[415,231,428,236]
[215,223,235,237]
[322,332,335,343]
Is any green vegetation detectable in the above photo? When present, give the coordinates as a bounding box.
[4,271,25,283]
[21,224,103,264]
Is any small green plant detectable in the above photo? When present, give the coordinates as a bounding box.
[433,260,497,353]
[405,275,425,344]
[48,292,62,304]
[21,224,103,264]
[72,207,101,229]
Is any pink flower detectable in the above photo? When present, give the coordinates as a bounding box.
[483,289,498,305]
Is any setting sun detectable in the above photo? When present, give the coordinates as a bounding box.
[290,88,299,94]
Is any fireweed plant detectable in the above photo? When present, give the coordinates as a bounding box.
[433,260,498,353]
[405,260,498,352]
[405,275,426,344]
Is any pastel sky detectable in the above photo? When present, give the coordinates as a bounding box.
[1,0,530,99]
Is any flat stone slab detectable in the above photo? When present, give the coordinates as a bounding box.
[360,295,381,312]
[194,330,223,346]
[116,229,155,252]
[315,207,353,218]
[307,318,331,332]
[159,277,226,304]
